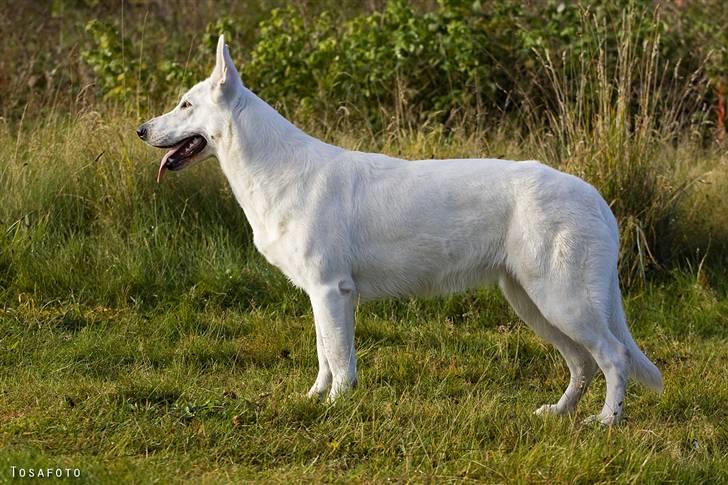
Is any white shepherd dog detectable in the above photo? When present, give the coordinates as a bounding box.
[138,35,663,425]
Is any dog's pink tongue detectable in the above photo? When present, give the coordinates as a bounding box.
[156,141,185,184]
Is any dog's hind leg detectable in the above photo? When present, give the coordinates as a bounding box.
[520,271,630,425]
[309,278,358,401]
[499,274,598,416]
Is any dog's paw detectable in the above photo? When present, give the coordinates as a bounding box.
[306,372,333,401]
[306,385,326,401]
[324,377,358,404]
[534,403,571,416]
[582,413,620,426]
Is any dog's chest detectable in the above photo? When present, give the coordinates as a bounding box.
[252,221,309,289]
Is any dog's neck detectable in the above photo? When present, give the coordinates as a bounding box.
[217,89,311,164]
[213,87,340,236]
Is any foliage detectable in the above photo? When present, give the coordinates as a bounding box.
[523,7,707,286]
[0,0,724,287]
[81,20,141,101]
[245,0,521,126]
[75,0,722,131]
[82,20,200,104]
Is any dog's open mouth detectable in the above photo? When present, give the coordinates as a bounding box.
[157,135,207,183]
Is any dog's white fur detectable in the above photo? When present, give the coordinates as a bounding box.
[139,36,663,425]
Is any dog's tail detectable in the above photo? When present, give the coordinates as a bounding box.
[597,197,663,393]
[610,272,664,393]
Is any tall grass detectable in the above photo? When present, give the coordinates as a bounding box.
[0,112,724,312]
[1,112,270,310]
[523,8,714,287]
[0,6,723,341]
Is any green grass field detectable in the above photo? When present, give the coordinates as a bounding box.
[0,113,726,483]
[1,279,727,483]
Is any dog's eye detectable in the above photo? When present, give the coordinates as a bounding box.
[180,100,191,109]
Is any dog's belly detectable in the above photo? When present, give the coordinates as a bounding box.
[352,245,505,301]
[355,266,502,301]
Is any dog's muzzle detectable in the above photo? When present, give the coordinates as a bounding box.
[136,124,148,141]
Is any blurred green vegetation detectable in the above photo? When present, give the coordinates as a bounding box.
[2,1,725,131]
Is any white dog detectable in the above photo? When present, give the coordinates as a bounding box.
[137,35,663,425]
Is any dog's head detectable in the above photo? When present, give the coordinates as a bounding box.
[137,35,243,182]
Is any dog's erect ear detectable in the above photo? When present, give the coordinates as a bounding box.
[211,34,241,92]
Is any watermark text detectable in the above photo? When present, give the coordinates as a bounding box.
[10,466,81,479]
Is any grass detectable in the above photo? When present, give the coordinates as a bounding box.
[1,278,727,482]
[0,110,727,482]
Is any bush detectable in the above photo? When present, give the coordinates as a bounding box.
[75,1,723,135]
[244,1,518,127]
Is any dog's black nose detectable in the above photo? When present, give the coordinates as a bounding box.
[136,125,147,140]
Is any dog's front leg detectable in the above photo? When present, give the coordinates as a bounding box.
[306,320,333,399]
[309,280,357,401]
